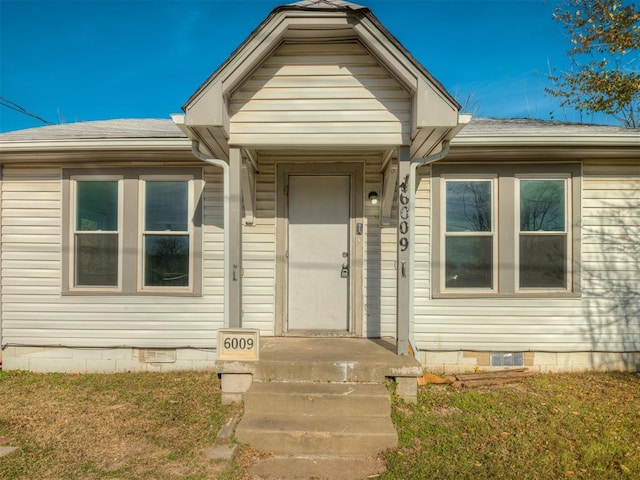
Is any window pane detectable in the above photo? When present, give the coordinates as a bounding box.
[75,233,118,286]
[144,235,189,287]
[446,181,492,232]
[76,181,118,231]
[145,181,188,231]
[445,236,493,288]
[520,235,566,288]
[520,180,565,231]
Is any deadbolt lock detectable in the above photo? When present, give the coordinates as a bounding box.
[340,263,349,278]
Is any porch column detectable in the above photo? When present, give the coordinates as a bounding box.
[229,147,243,327]
[396,146,411,355]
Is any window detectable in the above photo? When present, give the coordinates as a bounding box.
[444,178,496,290]
[517,178,568,290]
[140,177,192,289]
[71,177,122,289]
[432,164,580,296]
[64,168,202,295]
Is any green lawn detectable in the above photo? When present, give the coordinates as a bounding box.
[1,370,638,479]
[385,373,640,480]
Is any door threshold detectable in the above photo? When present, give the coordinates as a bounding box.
[283,330,356,338]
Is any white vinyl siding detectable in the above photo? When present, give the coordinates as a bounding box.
[246,151,397,338]
[581,163,640,353]
[240,154,277,336]
[1,164,225,349]
[414,162,640,353]
[229,42,411,148]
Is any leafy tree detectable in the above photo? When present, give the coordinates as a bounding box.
[547,0,640,127]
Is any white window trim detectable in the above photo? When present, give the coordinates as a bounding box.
[69,175,124,292]
[137,175,195,292]
[514,174,572,293]
[440,174,498,294]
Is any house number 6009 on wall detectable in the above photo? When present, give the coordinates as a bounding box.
[398,181,409,252]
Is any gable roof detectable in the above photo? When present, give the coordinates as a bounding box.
[184,0,457,111]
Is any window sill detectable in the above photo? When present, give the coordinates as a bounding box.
[62,290,202,297]
[431,292,582,300]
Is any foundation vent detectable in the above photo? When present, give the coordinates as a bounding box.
[491,352,524,367]
[135,348,177,364]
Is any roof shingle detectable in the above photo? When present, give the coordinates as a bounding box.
[1,117,637,144]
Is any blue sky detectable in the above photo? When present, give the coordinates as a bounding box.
[0,0,603,133]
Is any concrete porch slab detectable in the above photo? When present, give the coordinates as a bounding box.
[215,337,422,383]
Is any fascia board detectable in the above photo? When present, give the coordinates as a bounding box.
[356,13,459,109]
[0,138,191,153]
[451,135,640,148]
[184,14,291,127]
[222,14,358,96]
[351,19,418,92]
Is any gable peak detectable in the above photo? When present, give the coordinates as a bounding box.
[286,0,367,10]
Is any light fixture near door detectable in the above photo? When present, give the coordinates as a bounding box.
[368,191,379,205]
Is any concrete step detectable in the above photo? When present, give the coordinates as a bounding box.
[247,454,387,480]
[253,359,383,383]
[243,382,391,417]
[236,381,398,456]
[235,412,397,456]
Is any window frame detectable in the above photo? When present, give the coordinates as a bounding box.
[69,175,124,292]
[62,167,203,296]
[138,175,195,292]
[440,174,498,293]
[431,163,581,298]
[515,174,572,293]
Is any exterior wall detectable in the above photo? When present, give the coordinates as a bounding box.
[229,42,411,148]
[414,161,640,373]
[2,346,217,373]
[243,150,398,338]
[1,163,225,372]
[422,350,640,374]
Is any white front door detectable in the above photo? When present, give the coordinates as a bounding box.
[287,175,350,331]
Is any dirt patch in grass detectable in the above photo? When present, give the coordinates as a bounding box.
[384,372,640,480]
[0,370,242,480]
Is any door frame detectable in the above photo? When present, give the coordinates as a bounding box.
[275,162,364,336]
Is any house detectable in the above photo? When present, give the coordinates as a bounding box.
[1,0,638,375]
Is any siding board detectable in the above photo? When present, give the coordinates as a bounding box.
[0,164,225,349]
[414,162,640,354]
[229,41,410,147]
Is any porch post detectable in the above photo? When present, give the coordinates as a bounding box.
[229,147,243,327]
[396,146,411,355]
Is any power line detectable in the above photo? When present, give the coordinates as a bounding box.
[0,96,54,126]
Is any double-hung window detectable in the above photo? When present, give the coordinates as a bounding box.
[432,164,580,297]
[517,177,569,290]
[140,177,192,290]
[71,177,122,289]
[444,178,496,291]
[64,168,202,295]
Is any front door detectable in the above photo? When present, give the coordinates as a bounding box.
[287,175,350,331]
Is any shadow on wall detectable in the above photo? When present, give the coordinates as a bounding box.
[366,213,382,338]
[582,191,640,371]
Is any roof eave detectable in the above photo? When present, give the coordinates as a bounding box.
[449,135,640,160]
[0,138,191,153]
[451,134,640,147]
